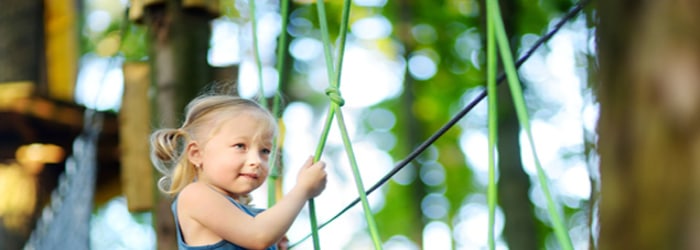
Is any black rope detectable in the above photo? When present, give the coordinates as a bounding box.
[289,0,590,247]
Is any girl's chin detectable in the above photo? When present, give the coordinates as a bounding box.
[227,186,262,196]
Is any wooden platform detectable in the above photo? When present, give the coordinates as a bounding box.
[0,94,121,205]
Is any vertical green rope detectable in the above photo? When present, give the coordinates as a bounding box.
[306,0,336,247]
[305,0,383,249]
[271,0,289,121]
[267,0,291,208]
[329,3,385,248]
[486,1,573,249]
[249,0,267,108]
[333,0,351,85]
[305,0,337,248]
[316,0,335,84]
[485,2,498,249]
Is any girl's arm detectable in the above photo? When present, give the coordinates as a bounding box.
[179,157,326,249]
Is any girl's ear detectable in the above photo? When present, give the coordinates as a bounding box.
[187,141,202,166]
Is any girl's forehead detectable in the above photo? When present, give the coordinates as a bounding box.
[213,111,276,138]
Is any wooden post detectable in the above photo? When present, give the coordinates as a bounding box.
[120,62,154,212]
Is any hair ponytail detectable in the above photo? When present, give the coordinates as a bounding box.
[149,128,196,195]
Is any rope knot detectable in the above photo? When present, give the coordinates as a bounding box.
[325,87,345,107]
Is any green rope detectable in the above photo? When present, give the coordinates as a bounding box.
[333,0,352,86]
[267,0,291,208]
[334,107,383,250]
[304,0,337,248]
[324,88,345,106]
[249,0,267,108]
[316,0,335,83]
[485,2,498,249]
[486,0,573,249]
[303,0,383,249]
[271,0,290,120]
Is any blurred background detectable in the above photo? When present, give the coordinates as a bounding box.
[0,0,601,249]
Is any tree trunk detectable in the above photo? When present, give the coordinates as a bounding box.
[144,1,213,126]
[597,1,700,249]
[0,0,44,86]
[142,1,214,249]
[395,0,428,244]
[497,83,538,250]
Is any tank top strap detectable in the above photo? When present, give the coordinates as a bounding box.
[203,184,264,217]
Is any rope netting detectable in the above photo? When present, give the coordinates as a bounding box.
[23,111,103,250]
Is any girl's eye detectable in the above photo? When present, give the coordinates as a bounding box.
[261,148,271,155]
[233,143,245,149]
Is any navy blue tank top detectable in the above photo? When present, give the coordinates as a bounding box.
[171,195,278,250]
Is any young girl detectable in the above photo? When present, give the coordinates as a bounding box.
[150,94,327,250]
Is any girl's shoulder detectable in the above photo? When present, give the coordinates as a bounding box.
[177,182,241,211]
[178,182,209,199]
[176,182,217,208]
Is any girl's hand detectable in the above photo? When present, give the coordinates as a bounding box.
[296,156,327,199]
[277,235,289,250]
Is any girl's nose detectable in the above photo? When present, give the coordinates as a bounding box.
[246,151,262,166]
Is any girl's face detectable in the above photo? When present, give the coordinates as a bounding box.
[190,112,274,200]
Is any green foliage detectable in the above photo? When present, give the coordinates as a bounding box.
[120,25,149,61]
[374,182,423,241]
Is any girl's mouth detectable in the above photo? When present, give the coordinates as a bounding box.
[239,173,259,179]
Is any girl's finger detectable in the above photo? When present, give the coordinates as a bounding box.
[304,156,313,167]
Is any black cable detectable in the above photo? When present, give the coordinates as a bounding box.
[289,0,590,247]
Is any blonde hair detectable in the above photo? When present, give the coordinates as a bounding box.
[150,95,277,198]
